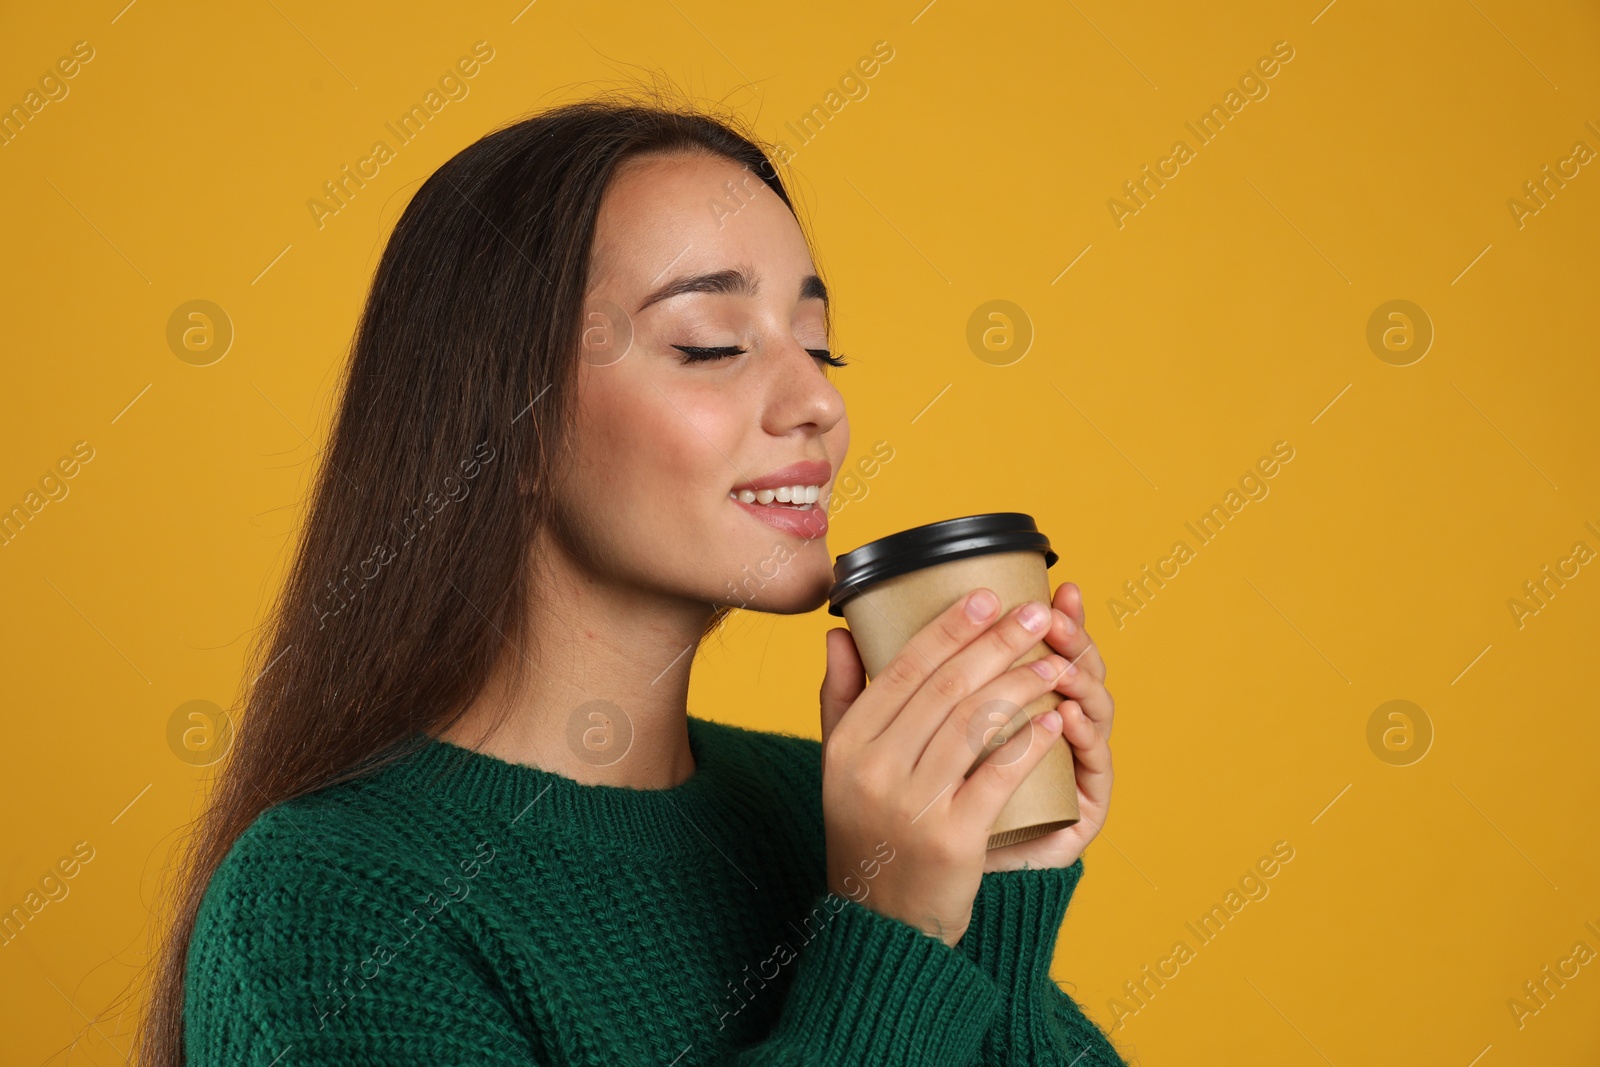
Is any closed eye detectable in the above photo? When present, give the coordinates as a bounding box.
[807,349,850,368]
[672,345,746,363]
[672,344,849,368]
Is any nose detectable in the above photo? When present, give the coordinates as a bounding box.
[761,337,846,436]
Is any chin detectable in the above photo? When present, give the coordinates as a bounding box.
[716,555,835,615]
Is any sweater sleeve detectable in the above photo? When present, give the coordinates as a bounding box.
[956,857,1128,1065]
[726,891,1003,1066]
[725,730,1004,1064]
[184,813,540,1067]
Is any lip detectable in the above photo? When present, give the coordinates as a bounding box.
[730,460,832,494]
[731,495,830,539]
[728,459,832,540]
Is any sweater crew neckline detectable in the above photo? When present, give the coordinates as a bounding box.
[378,715,745,850]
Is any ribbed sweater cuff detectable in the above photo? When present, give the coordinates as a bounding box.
[764,892,1003,1066]
[959,857,1085,994]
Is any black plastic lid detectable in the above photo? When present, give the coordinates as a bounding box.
[827,512,1057,616]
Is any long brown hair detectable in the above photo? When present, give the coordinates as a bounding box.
[132,91,813,1066]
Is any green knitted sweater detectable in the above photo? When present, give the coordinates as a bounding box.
[184,715,1128,1065]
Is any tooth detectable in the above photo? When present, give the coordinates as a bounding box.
[774,486,793,502]
[738,489,756,503]
[755,488,776,504]
[790,485,805,500]
[804,485,819,503]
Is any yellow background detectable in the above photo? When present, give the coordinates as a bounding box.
[3,1,1598,1063]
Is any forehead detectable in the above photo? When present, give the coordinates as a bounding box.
[587,150,812,295]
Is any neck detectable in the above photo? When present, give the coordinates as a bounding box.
[438,527,715,790]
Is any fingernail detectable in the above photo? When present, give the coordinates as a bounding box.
[1055,608,1075,635]
[1018,602,1049,632]
[966,589,999,621]
[1030,656,1062,679]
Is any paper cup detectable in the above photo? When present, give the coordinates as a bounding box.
[828,513,1080,849]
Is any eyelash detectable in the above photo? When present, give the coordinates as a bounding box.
[672,345,849,368]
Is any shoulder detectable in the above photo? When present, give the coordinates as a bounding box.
[192,764,499,943]
[186,788,517,1064]
[190,790,418,974]
[199,778,414,901]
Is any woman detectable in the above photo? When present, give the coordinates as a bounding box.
[141,94,1125,1066]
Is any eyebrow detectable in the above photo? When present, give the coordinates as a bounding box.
[635,265,828,314]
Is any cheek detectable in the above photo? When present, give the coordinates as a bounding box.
[578,373,739,500]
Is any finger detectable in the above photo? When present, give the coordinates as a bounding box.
[1045,662,1114,733]
[1042,610,1107,694]
[1048,585,1106,684]
[882,598,1058,771]
[910,651,1070,799]
[1057,699,1113,810]
[1058,697,1096,751]
[949,704,1068,833]
[839,587,1009,743]
[1054,581,1086,629]
[819,628,866,749]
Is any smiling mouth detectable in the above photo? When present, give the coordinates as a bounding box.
[728,485,824,510]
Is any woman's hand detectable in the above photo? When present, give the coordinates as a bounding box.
[982,580,1115,874]
[819,589,1076,948]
